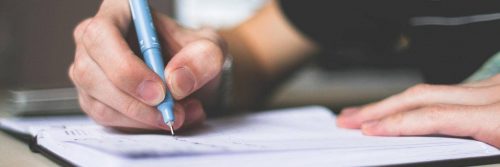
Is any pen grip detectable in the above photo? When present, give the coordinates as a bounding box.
[143,48,167,82]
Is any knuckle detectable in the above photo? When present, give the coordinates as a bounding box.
[403,84,447,100]
[194,39,219,54]
[68,63,76,82]
[72,58,86,81]
[73,18,93,43]
[73,26,83,43]
[200,28,227,51]
[82,18,108,48]
[406,83,433,95]
[193,39,224,71]
[72,57,94,89]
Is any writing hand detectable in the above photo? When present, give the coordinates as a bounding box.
[69,0,226,131]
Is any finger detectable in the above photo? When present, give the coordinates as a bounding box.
[154,13,227,57]
[153,12,184,55]
[82,15,166,106]
[77,90,159,130]
[73,18,93,44]
[72,45,193,131]
[165,39,225,99]
[360,104,500,147]
[177,98,206,130]
[337,106,361,118]
[360,105,475,137]
[95,0,131,33]
[154,13,225,99]
[71,45,169,130]
[337,84,500,129]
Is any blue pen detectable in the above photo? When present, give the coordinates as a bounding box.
[129,0,175,135]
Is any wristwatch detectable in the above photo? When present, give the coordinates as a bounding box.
[209,54,234,117]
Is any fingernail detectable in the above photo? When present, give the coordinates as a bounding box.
[137,80,165,105]
[340,107,360,117]
[170,67,195,98]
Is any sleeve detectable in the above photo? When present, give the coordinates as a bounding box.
[278,0,408,54]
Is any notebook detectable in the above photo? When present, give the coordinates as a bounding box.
[1,106,499,166]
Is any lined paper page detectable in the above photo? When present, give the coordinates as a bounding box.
[35,106,499,167]
[0,116,91,136]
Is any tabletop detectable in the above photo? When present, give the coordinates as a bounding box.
[0,131,56,167]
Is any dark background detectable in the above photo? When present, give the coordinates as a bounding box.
[0,0,172,89]
[0,0,421,109]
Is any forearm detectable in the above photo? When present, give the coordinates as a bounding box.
[220,27,273,111]
[219,0,318,110]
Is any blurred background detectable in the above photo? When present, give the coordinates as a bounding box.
[0,0,422,115]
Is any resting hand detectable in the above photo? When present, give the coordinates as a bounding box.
[337,74,500,148]
[69,0,226,131]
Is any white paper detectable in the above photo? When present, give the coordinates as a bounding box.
[32,106,499,167]
[0,115,91,136]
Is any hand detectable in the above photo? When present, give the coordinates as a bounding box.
[337,74,500,148]
[69,0,226,131]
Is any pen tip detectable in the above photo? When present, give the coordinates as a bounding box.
[167,122,175,136]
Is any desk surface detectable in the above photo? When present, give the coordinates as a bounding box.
[0,131,56,167]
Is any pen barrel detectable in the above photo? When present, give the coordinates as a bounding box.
[158,97,175,122]
[143,48,166,81]
[129,0,161,54]
[144,48,175,123]
[129,0,175,122]
[130,0,167,81]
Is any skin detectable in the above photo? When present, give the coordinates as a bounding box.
[70,0,226,130]
[70,0,315,131]
[70,0,500,148]
[337,75,500,148]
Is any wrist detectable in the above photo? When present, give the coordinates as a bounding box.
[201,54,234,117]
